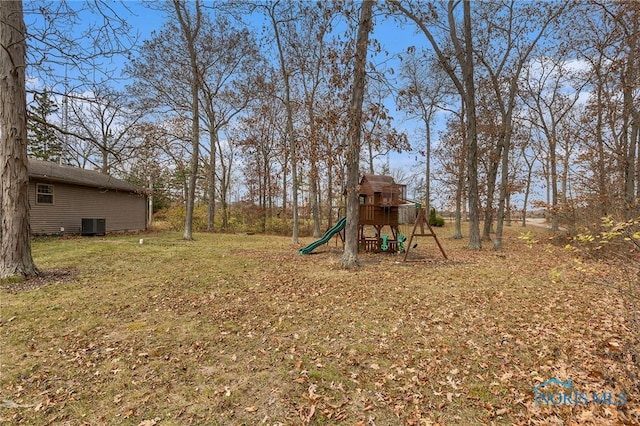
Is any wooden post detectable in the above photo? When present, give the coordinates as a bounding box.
[402,207,448,261]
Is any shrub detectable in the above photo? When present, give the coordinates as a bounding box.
[569,215,639,374]
[162,203,209,232]
[429,207,445,227]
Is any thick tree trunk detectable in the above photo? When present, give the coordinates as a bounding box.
[101,146,109,174]
[1,0,39,278]
[342,0,374,268]
[183,95,199,238]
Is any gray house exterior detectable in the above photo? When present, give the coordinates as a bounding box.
[28,159,147,235]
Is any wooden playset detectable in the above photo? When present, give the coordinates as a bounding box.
[357,174,405,252]
[356,174,446,259]
[299,174,447,259]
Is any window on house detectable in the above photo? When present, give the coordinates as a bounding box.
[36,184,54,204]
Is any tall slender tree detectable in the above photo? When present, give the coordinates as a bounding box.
[391,0,482,249]
[262,0,300,244]
[473,0,568,248]
[172,0,203,240]
[397,51,450,215]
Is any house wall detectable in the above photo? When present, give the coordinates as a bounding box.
[28,180,146,235]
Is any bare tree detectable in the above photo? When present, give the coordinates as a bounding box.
[342,0,374,268]
[288,3,338,238]
[260,0,301,244]
[68,84,144,173]
[198,17,259,232]
[2,1,133,279]
[474,0,568,248]
[172,0,203,240]
[1,0,39,278]
[397,50,450,215]
[391,0,482,249]
[520,56,585,231]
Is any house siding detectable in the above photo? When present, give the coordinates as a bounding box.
[29,180,147,235]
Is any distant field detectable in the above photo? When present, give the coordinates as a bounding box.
[1,224,637,425]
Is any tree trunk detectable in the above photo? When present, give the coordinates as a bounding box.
[207,130,217,232]
[592,79,608,214]
[367,139,375,174]
[101,146,109,174]
[327,139,334,228]
[483,146,501,240]
[550,139,559,231]
[310,173,321,237]
[623,21,638,217]
[0,0,39,278]
[148,175,154,227]
[391,0,480,249]
[462,0,482,249]
[521,147,534,227]
[262,151,269,233]
[342,0,374,268]
[217,141,229,231]
[282,151,287,217]
[173,0,202,240]
[493,135,509,248]
[270,6,299,244]
[453,102,465,239]
[453,164,464,239]
[425,120,431,215]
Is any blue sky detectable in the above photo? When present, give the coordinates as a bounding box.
[27,1,557,210]
[23,1,468,207]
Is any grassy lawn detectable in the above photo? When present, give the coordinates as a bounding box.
[1,224,637,425]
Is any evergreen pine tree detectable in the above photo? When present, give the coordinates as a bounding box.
[27,89,62,162]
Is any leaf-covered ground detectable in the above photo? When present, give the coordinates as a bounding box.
[1,224,638,425]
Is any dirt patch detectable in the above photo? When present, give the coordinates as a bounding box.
[0,269,77,293]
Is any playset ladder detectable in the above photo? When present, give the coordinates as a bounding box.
[402,207,448,261]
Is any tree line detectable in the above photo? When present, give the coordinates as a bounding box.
[1,0,638,276]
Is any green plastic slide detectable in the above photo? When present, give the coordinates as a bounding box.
[299,216,347,255]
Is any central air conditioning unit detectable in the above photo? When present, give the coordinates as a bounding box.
[81,218,106,236]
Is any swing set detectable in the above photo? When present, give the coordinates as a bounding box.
[354,174,447,260]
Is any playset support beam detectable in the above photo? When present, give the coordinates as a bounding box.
[402,206,448,261]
